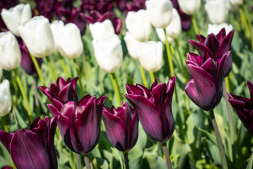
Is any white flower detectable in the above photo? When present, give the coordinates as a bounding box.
[145,0,173,29]
[0,32,21,70]
[207,23,233,35]
[124,32,141,60]
[51,21,83,59]
[205,0,228,25]
[178,0,201,15]
[18,16,55,58]
[0,80,12,117]
[138,41,163,72]
[125,10,151,42]
[155,28,174,44]
[89,20,115,41]
[1,4,32,36]
[93,35,123,73]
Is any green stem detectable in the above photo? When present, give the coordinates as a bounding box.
[191,15,199,35]
[14,69,33,123]
[243,4,253,50]
[109,73,121,107]
[149,72,155,83]
[45,57,57,82]
[175,40,188,82]
[124,152,129,169]
[239,7,250,34]
[164,29,175,77]
[76,153,82,169]
[210,110,228,169]
[59,54,71,78]
[162,142,172,169]
[74,59,84,96]
[1,117,8,132]
[30,53,45,86]
[84,154,91,169]
[138,64,148,87]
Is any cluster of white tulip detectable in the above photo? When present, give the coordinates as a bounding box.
[90,20,123,73]
[205,0,243,35]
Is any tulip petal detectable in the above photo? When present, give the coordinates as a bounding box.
[205,34,220,59]
[0,130,13,152]
[58,83,74,103]
[77,95,92,107]
[201,58,217,76]
[57,77,67,90]
[136,84,150,97]
[38,86,53,101]
[151,83,166,107]
[188,40,214,58]
[187,53,203,66]
[49,83,60,99]
[218,30,234,57]
[216,28,226,41]
[47,104,61,117]
[196,34,206,44]
[126,84,145,96]
[60,101,75,121]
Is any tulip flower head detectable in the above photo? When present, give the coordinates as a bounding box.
[102,102,138,152]
[89,19,115,41]
[0,32,21,70]
[228,81,253,136]
[18,16,55,58]
[178,0,201,15]
[1,4,32,36]
[0,80,12,117]
[125,77,176,142]
[124,32,141,60]
[0,116,58,169]
[189,28,234,77]
[145,0,173,29]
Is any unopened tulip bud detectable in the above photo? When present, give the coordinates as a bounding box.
[89,20,115,41]
[1,4,32,36]
[178,0,201,15]
[125,10,151,42]
[0,80,12,117]
[0,32,21,70]
[138,41,163,72]
[18,16,55,58]
[50,20,64,53]
[146,0,173,28]
[124,32,141,60]
[205,0,228,25]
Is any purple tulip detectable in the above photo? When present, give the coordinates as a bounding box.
[34,0,57,21]
[115,0,146,12]
[38,77,79,111]
[185,51,230,111]
[125,77,175,143]
[0,117,58,169]
[102,102,138,152]
[228,81,253,136]
[47,95,106,154]
[189,28,234,77]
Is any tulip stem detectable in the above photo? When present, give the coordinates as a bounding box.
[14,69,33,123]
[59,54,71,78]
[164,29,175,77]
[210,110,228,169]
[45,57,57,82]
[161,142,172,169]
[175,40,188,82]
[76,153,82,169]
[1,117,8,132]
[149,72,155,83]
[223,80,236,163]
[109,73,121,107]
[124,152,129,169]
[84,155,91,169]
[191,15,199,35]
[74,59,84,96]
[139,64,148,87]
[243,4,253,51]
[30,53,45,86]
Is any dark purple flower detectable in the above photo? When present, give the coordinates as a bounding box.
[47,95,106,154]
[102,102,138,152]
[189,28,234,77]
[228,81,253,136]
[0,117,58,169]
[125,77,175,143]
[38,77,79,111]
[185,51,230,111]
[34,0,57,21]
[1,166,12,169]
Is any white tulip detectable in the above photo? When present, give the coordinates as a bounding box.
[90,20,115,41]
[0,32,21,70]
[155,28,174,44]
[1,4,32,36]
[0,68,2,79]
[124,32,141,60]
[205,0,228,25]
[18,16,55,58]
[93,35,123,73]
[50,20,64,52]
[0,80,12,117]
[138,41,163,72]
[229,0,243,6]
[51,21,83,59]
[145,0,173,29]
[207,23,233,35]
[178,0,201,15]
[125,10,151,42]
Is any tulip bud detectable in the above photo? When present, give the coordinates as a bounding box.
[92,35,123,73]
[51,21,83,59]
[145,0,173,28]
[0,80,12,117]
[124,32,141,60]
[0,32,21,70]
[89,19,115,41]
[178,0,201,15]
[138,41,163,72]
[18,16,55,58]
[50,20,64,53]
[1,4,32,36]
[102,102,138,152]
[205,0,228,25]
[207,23,233,35]
[125,10,151,42]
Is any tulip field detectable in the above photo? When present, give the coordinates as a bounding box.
[0,0,253,169]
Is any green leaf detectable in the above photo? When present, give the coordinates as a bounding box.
[201,137,221,165]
